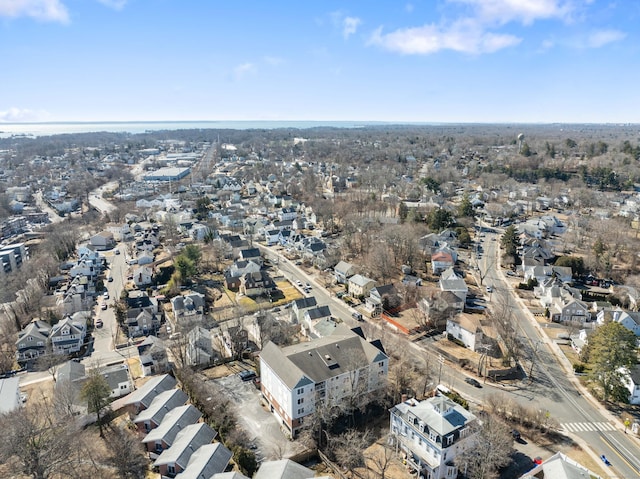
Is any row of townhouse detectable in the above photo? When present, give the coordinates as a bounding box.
[115,373,329,479]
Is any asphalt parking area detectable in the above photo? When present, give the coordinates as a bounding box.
[213,373,305,461]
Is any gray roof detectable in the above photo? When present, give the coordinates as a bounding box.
[349,274,375,287]
[306,305,331,320]
[210,473,249,479]
[253,459,315,479]
[134,389,188,426]
[292,296,317,310]
[118,374,176,409]
[175,442,232,479]
[334,261,354,275]
[56,360,86,383]
[260,328,388,389]
[142,404,202,446]
[520,452,602,479]
[100,363,130,391]
[439,278,468,291]
[153,423,218,469]
[392,396,476,437]
[0,377,20,414]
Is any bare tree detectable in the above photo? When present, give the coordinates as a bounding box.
[0,393,80,479]
[330,428,372,472]
[105,425,149,479]
[365,435,397,479]
[456,414,514,479]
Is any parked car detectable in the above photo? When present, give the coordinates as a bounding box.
[512,429,521,440]
[465,377,482,388]
[95,319,103,328]
[486,285,493,293]
[114,249,120,255]
[103,291,109,299]
[101,302,108,310]
[352,312,364,321]
[107,275,113,282]
[239,370,257,382]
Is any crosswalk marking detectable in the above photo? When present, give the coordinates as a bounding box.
[561,422,616,433]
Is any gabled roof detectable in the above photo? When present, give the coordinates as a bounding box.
[143,404,202,447]
[210,473,250,479]
[292,296,317,310]
[306,305,331,320]
[519,451,602,479]
[134,388,188,426]
[153,423,218,469]
[253,459,315,479]
[116,373,176,409]
[349,274,375,287]
[175,442,232,479]
[333,261,354,275]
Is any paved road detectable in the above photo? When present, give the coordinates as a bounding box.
[259,244,360,327]
[479,225,640,478]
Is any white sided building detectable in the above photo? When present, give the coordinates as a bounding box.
[259,325,388,438]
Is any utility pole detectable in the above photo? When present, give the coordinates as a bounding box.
[437,354,444,385]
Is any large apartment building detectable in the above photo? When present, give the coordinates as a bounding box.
[259,325,388,437]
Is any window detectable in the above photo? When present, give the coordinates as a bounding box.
[446,435,453,446]
[378,361,384,367]
[167,465,176,474]
[297,388,304,394]
[297,398,304,404]
[297,408,304,414]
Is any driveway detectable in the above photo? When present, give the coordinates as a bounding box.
[213,373,305,461]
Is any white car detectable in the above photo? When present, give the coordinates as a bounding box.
[103,291,109,299]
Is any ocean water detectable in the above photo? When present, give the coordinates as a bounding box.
[0,120,400,138]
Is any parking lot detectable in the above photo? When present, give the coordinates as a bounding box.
[212,371,306,461]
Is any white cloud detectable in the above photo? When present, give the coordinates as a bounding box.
[97,0,127,10]
[369,19,520,55]
[451,0,573,25]
[0,107,48,122]
[234,62,256,79]
[587,29,626,47]
[405,3,415,13]
[0,0,69,23]
[342,16,362,39]
[330,11,362,39]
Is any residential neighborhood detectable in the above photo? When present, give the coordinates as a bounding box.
[2,124,640,479]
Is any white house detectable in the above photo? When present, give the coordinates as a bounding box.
[621,365,640,405]
[348,274,376,298]
[446,313,483,352]
[390,395,477,479]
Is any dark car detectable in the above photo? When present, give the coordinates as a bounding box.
[600,455,611,466]
[239,370,257,382]
[95,319,104,328]
[465,377,482,388]
[512,429,522,440]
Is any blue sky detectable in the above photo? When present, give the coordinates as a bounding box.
[0,0,638,123]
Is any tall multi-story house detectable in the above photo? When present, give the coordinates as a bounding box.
[259,326,388,438]
[390,395,477,479]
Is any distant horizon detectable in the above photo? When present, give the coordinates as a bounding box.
[2,119,639,126]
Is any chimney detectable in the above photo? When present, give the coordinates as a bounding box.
[401,393,408,403]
